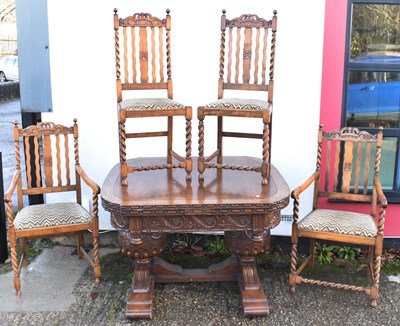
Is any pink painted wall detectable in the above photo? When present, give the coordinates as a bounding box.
[319,0,400,236]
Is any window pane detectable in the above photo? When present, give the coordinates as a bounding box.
[381,137,397,190]
[350,4,400,61]
[346,71,400,128]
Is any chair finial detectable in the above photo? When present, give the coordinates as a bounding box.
[222,9,226,15]
[166,9,170,15]
[273,10,277,16]
[114,8,118,14]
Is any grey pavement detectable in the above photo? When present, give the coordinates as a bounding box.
[0,246,117,312]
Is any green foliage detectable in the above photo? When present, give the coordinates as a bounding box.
[382,259,400,276]
[172,234,201,251]
[315,242,362,263]
[315,243,336,263]
[25,239,53,257]
[338,246,360,260]
[205,235,229,255]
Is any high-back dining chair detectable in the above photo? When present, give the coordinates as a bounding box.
[114,8,192,186]
[290,125,387,307]
[4,119,101,296]
[197,9,277,185]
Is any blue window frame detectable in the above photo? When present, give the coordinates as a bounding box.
[343,0,400,201]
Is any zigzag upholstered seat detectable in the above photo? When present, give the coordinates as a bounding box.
[120,98,185,111]
[298,209,377,238]
[14,203,92,230]
[204,98,269,111]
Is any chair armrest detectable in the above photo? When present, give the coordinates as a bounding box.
[4,170,21,203]
[291,171,320,199]
[76,165,100,196]
[374,175,387,208]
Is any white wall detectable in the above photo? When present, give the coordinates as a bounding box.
[43,0,325,234]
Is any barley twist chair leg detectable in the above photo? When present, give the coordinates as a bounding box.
[93,235,101,285]
[185,111,192,181]
[261,122,270,185]
[289,243,298,294]
[10,242,21,296]
[198,111,205,181]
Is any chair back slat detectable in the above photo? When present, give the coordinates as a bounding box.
[363,142,372,194]
[114,9,171,98]
[324,139,331,192]
[342,141,354,193]
[64,134,71,185]
[151,28,156,83]
[130,27,137,83]
[261,28,269,85]
[218,11,277,101]
[234,28,241,83]
[139,26,149,83]
[226,27,233,83]
[55,134,62,186]
[317,126,383,203]
[253,28,260,84]
[242,27,252,84]
[354,142,362,193]
[42,134,54,187]
[158,26,164,82]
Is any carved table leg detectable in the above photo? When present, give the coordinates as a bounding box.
[224,230,271,316]
[118,231,166,319]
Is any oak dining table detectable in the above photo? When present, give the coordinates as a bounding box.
[101,156,290,319]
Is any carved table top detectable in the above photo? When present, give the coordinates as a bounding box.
[101,157,290,231]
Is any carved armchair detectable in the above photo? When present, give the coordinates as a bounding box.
[290,125,387,307]
[4,119,101,295]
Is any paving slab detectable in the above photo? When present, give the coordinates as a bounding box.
[0,246,116,312]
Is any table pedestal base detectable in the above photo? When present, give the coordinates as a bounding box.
[122,230,270,319]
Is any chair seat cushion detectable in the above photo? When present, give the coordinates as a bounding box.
[204,98,269,110]
[14,202,92,230]
[298,209,377,238]
[119,98,185,111]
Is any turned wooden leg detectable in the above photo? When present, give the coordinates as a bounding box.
[261,121,270,186]
[8,228,21,296]
[119,110,128,186]
[197,108,205,181]
[167,116,173,165]
[289,242,298,294]
[118,231,166,319]
[224,231,270,316]
[185,108,192,181]
[92,229,101,285]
